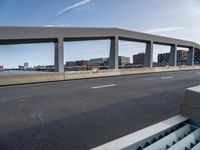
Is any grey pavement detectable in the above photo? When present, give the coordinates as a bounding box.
[0,70,200,150]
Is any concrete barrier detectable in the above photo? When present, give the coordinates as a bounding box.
[180,85,200,127]
[64,69,120,80]
[0,72,64,86]
[0,66,200,86]
[65,65,200,80]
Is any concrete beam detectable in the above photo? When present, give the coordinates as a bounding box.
[187,47,194,66]
[54,38,64,72]
[169,44,177,66]
[109,37,119,69]
[144,41,153,67]
[0,27,199,49]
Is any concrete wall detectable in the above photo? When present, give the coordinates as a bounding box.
[0,66,200,86]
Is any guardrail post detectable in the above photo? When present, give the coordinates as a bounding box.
[109,36,119,69]
[169,44,177,66]
[54,38,64,72]
[144,41,153,67]
[187,47,194,66]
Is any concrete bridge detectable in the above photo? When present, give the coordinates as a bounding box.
[1,27,200,150]
[0,27,200,72]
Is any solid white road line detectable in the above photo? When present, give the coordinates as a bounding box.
[161,76,174,80]
[91,84,116,89]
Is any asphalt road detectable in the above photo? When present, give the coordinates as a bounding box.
[0,70,200,150]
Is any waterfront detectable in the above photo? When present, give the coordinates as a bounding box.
[0,70,48,76]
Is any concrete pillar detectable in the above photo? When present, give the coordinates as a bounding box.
[109,36,119,69]
[54,38,64,72]
[169,44,177,66]
[187,47,194,66]
[144,41,153,67]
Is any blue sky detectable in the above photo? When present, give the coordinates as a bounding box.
[0,0,200,68]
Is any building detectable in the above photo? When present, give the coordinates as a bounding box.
[133,53,145,66]
[90,56,130,68]
[157,50,189,66]
[118,56,130,67]
[18,65,25,70]
[75,60,90,66]
[34,65,54,72]
[24,62,29,69]
[66,60,90,67]
[19,62,32,70]
[0,66,3,71]
[45,65,54,72]
[158,53,170,66]
[194,49,200,64]
[177,50,188,65]
[65,60,90,71]
[34,65,46,71]
[89,58,109,67]
[65,61,76,67]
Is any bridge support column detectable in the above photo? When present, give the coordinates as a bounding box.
[54,38,64,72]
[144,41,153,67]
[169,44,177,66]
[109,36,119,69]
[187,47,194,66]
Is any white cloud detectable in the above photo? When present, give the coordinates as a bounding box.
[190,6,200,13]
[56,0,92,16]
[75,3,95,11]
[169,6,200,14]
[143,27,186,34]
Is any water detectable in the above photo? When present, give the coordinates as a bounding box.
[0,70,49,76]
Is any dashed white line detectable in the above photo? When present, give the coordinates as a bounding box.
[161,76,174,80]
[143,77,157,81]
[91,84,116,89]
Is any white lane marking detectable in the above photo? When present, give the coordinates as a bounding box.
[92,84,116,89]
[196,72,200,75]
[161,76,174,80]
[143,77,157,81]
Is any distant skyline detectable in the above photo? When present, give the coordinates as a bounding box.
[0,0,200,68]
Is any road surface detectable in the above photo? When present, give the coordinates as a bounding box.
[0,70,200,150]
